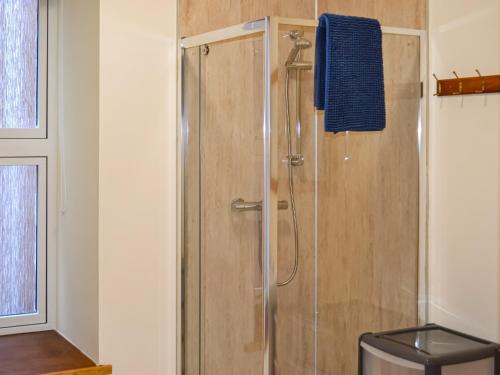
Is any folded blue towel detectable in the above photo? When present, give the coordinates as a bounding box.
[314,13,386,133]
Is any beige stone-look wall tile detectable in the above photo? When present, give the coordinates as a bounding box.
[317,0,426,29]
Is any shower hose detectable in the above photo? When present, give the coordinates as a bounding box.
[276,68,300,287]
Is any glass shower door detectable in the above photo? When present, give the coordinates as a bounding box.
[182,32,266,375]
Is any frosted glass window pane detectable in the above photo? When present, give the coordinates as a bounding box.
[0,165,37,316]
[0,0,38,129]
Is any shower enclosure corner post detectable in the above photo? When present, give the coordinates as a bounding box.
[263,16,279,375]
[176,38,184,375]
[418,29,430,326]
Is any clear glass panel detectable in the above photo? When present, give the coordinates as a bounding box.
[317,34,421,374]
[0,164,38,316]
[183,34,265,375]
[275,24,316,375]
[0,0,39,129]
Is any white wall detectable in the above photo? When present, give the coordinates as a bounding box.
[98,0,177,373]
[428,0,500,342]
[58,0,100,361]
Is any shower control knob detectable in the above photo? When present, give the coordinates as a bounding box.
[231,198,288,212]
[290,154,305,166]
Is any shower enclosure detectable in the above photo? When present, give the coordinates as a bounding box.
[179,17,427,375]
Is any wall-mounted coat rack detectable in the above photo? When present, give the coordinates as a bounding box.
[433,70,500,96]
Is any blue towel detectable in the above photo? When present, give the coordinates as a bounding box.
[314,13,386,133]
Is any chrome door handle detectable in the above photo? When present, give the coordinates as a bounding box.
[231,198,288,212]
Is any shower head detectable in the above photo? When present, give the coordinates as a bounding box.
[285,34,312,67]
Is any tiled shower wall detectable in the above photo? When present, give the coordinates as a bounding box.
[179,0,425,36]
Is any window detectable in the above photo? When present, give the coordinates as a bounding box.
[0,0,47,138]
[0,0,51,331]
[0,159,46,325]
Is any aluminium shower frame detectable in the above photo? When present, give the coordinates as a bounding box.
[177,16,429,375]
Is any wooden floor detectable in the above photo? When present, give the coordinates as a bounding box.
[0,331,100,375]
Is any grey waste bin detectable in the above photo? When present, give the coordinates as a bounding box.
[359,324,500,375]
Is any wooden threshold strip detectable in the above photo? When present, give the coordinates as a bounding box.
[42,365,112,375]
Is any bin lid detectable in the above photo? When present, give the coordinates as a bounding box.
[361,324,500,366]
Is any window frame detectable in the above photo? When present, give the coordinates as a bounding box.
[0,0,56,334]
[0,0,48,138]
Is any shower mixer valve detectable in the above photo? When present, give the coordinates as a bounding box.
[290,154,304,166]
[231,198,288,212]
